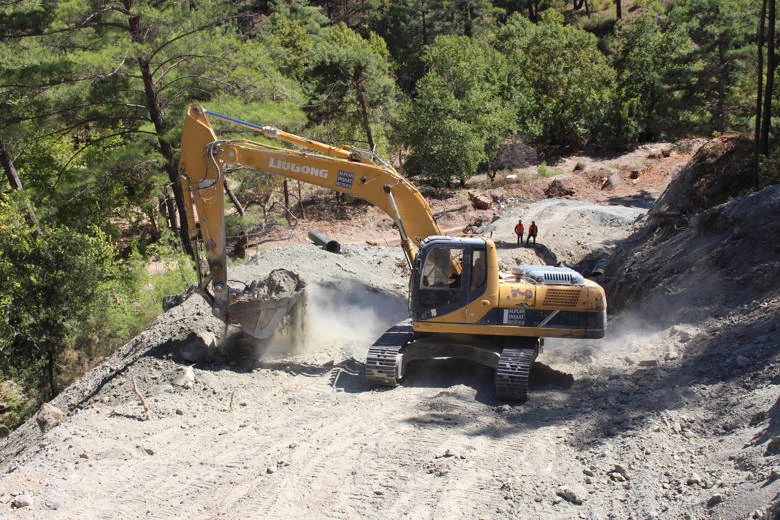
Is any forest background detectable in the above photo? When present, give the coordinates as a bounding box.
[0,0,778,428]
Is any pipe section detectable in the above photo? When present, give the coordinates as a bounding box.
[308,229,341,253]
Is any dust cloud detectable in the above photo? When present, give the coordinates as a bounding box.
[245,278,409,364]
[541,311,694,378]
[302,280,408,357]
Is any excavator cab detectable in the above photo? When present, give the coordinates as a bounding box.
[369,235,542,400]
[411,236,489,322]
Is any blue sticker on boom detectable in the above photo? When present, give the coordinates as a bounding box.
[337,170,354,189]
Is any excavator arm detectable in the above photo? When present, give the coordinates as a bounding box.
[178,105,442,336]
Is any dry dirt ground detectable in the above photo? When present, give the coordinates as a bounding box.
[0,141,778,520]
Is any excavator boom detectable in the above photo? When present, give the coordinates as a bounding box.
[178,105,441,337]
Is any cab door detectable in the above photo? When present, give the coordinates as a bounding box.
[413,245,486,323]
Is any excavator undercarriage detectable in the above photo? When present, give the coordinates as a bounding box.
[366,319,542,401]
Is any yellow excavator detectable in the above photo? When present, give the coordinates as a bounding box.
[178,105,606,401]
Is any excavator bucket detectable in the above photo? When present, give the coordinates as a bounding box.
[226,269,306,340]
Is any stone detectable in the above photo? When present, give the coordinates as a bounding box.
[468,192,492,210]
[11,495,32,508]
[545,179,575,198]
[172,366,195,389]
[766,436,780,456]
[36,403,65,433]
[556,485,586,505]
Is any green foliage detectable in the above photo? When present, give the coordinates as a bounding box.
[757,146,780,188]
[369,0,503,94]
[101,234,195,345]
[537,162,556,177]
[225,168,284,235]
[666,0,757,135]
[601,14,693,147]
[401,35,515,186]
[0,194,193,428]
[0,380,34,430]
[492,11,616,147]
[305,23,399,154]
[0,193,121,400]
[256,0,330,82]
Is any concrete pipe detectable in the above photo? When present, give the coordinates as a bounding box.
[308,229,341,254]
[590,258,608,277]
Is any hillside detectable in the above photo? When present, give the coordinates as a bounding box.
[0,138,778,519]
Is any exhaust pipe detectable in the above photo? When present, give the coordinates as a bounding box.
[308,229,341,253]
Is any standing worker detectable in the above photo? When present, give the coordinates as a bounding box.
[527,220,538,246]
[514,219,524,246]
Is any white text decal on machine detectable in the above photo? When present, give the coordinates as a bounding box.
[268,157,328,178]
[336,170,354,189]
[503,308,526,325]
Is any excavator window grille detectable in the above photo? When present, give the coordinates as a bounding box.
[543,288,581,307]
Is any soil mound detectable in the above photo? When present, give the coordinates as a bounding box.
[604,134,779,322]
[244,268,306,300]
[606,185,779,320]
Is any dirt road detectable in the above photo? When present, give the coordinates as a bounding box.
[1,144,778,520]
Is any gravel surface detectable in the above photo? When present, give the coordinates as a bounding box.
[0,143,778,520]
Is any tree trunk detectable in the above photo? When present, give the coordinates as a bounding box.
[760,0,776,158]
[47,348,56,399]
[615,0,622,19]
[717,43,727,133]
[754,0,767,187]
[165,196,178,230]
[0,134,23,190]
[297,181,306,219]
[463,2,474,37]
[224,179,244,216]
[355,79,376,151]
[283,180,291,225]
[1,133,43,233]
[128,7,193,257]
[573,0,591,17]
[136,56,193,257]
[148,206,160,240]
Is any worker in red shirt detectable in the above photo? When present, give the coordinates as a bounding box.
[527,221,538,246]
[514,219,524,246]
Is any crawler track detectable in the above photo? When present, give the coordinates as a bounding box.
[365,319,413,386]
[494,347,537,402]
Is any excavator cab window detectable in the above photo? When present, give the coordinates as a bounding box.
[421,247,456,288]
[413,241,489,321]
[416,246,465,313]
[470,248,487,296]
